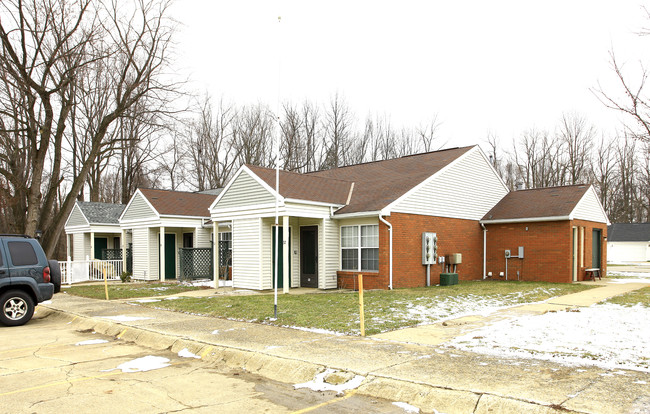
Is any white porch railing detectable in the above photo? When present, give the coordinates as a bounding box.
[61,256,123,285]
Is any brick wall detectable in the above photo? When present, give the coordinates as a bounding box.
[484,220,607,283]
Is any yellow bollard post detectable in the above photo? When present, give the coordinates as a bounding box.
[358,274,365,337]
[103,262,109,300]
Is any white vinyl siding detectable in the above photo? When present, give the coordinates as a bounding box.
[323,217,339,288]
[261,219,272,290]
[149,228,160,280]
[572,188,609,224]
[131,228,152,280]
[607,241,650,263]
[67,205,89,227]
[122,192,157,221]
[214,171,275,210]
[195,227,212,248]
[392,148,508,220]
[72,233,89,261]
[232,218,263,289]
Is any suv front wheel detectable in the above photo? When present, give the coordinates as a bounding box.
[0,290,35,326]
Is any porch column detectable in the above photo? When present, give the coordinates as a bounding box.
[66,234,71,259]
[90,232,95,259]
[282,215,289,293]
[213,221,219,289]
[159,227,165,281]
[121,229,127,274]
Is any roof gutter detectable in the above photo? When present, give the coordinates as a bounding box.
[378,214,393,290]
[480,215,572,225]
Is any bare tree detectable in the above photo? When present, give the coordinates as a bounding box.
[557,113,595,185]
[321,93,354,169]
[0,0,180,255]
[232,103,274,168]
[416,115,443,153]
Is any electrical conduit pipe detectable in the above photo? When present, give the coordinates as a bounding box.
[379,215,393,289]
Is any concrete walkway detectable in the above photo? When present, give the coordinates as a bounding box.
[40,280,650,414]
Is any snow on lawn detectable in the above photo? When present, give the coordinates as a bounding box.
[446,303,650,372]
[374,288,564,329]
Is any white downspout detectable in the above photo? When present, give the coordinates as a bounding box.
[378,214,393,290]
[481,222,487,279]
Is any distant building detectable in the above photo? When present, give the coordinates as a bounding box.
[607,223,650,263]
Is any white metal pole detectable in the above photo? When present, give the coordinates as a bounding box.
[273,15,282,319]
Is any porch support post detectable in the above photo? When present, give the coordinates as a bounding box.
[90,232,95,259]
[121,229,127,274]
[213,221,219,289]
[159,227,165,281]
[66,234,71,259]
[282,215,289,293]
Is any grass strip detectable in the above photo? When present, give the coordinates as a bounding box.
[63,282,208,300]
[137,280,594,335]
[603,287,650,307]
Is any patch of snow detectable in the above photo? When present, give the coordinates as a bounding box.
[178,348,200,359]
[283,325,345,336]
[76,339,109,346]
[266,345,281,350]
[104,355,171,373]
[211,329,219,335]
[634,380,647,384]
[294,369,365,395]
[392,401,420,413]
[102,315,153,322]
[181,279,233,287]
[133,298,160,303]
[41,300,52,304]
[608,278,650,284]
[446,303,650,372]
[164,296,181,300]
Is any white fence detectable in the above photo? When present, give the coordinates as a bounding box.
[61,257,123,285]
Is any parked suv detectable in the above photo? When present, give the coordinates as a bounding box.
[0,235,61,326]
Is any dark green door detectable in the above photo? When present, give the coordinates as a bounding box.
[272,227,291,289]
[164,233,176,279]
[94,237,107,260]
[592,229,602,268]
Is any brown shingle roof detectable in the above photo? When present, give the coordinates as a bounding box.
[481,185,591,221]
[246,165,352,205]
[139,188,217,217]
[308,146,474,214]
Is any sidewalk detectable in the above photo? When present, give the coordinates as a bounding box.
[41,282,650,414]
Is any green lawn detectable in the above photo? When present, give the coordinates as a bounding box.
[63,282,208,300]
[136,280,594,335]
[604,287,650,307]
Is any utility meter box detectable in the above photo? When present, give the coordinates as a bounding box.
[422,232,437,265]
[446,253,462,264]
[505,249,511,258]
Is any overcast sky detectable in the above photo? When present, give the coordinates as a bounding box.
[170,1,649,148]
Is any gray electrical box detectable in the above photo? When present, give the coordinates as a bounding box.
[422,232,437,265]
[446,253,462,264]
[518,246,524,259]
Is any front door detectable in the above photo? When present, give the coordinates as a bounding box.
[592,229,602,268]
[95,237,108,260]
[272,227,291,289]
[300,226,318,288]
[164,233,176,279]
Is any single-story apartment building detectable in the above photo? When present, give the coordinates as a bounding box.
[64,201,126,260]
[607,223,650,263]
[118,188,224,281]
[209,145,609,290]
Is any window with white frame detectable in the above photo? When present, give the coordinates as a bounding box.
[341,225,379,271]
